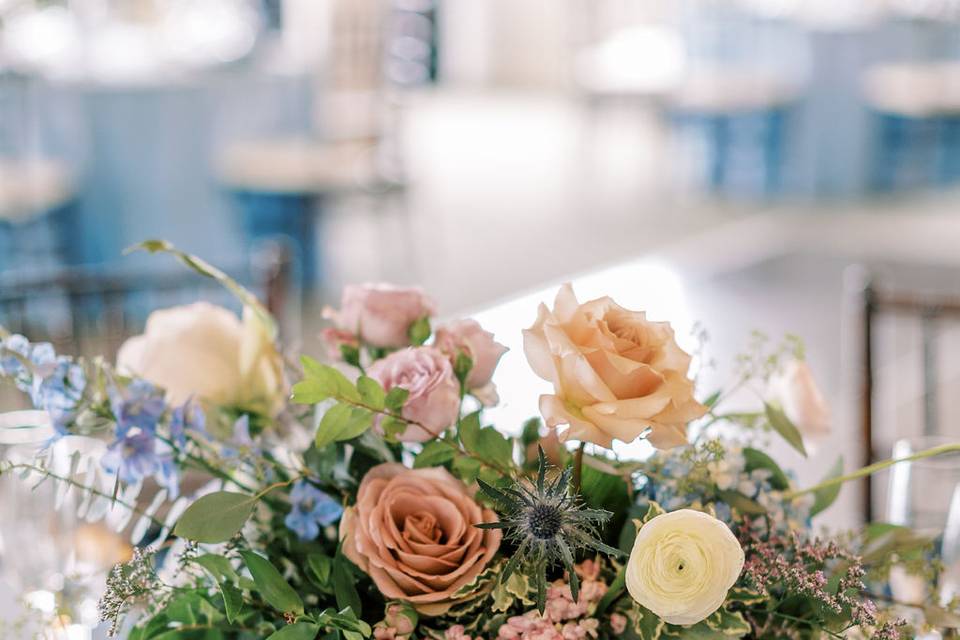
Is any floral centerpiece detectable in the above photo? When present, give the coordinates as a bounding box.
[1,242,958,639]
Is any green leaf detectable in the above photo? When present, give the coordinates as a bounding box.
[742,447,790,491]
[192,554,243,623]
[809,456,843,517]
[298,357,361,404]
[716,490,766,515]
[703,607,751,636]
[702,389,722,408]
[764,402,807,457]
[452,456,482,484]
[307,553,333,587]
[340,344,361,368]
[126,240,276,339]
[454,352,473,386]
[193,554,238,582]
[292,379,331,405]
[333,548,362,616]
[408,316,431,346]
[174,491,256,543]
[384,387,409,413]
[240,551,304,615]
[219,581,244,624]
[356,376,385,410]
[633,604,666,640]
[414,440,456,468]
[381,415,410,442]
[458,412,512,464]
[266,623,321,640]
[315,403,373,449]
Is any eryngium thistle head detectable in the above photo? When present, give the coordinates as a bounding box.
[476,446,622,614]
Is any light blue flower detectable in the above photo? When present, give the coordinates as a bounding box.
[101,431,163,484]
[109,380,166,437]
[284,480,343,541]
[169,398,205,449]
[0,334,29,376]
[222,415,258,458]
[31,358,86,435]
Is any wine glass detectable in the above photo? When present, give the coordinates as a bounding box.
[885,435,960,606]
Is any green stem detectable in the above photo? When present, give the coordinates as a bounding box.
[573,442,586,494]
[783,443,960,500]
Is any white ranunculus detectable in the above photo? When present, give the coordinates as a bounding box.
[117,302,285,416]
[768,359,831,440]
[625,509,744,626]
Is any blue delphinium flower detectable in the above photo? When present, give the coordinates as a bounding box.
[31,357,87,435]
[101,430,179,496]
[222,415,258,458]
[284,480,343,541]
[0,334,29,376]
[101,431,163,484]
[109,380,166,436]
[169,398,205,449]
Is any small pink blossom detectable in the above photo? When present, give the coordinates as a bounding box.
[609,614,627,635]
[445,625,482,640]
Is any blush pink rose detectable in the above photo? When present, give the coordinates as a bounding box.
[326,284,436,349]
[340,463,502,616]
[434,319,508,391]
[523,284,707,449]
[767,359,830,441]
[367,347,461,442]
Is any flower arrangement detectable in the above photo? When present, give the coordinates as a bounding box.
[2,242,959,639]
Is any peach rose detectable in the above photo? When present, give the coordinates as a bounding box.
[340,463,502,615]
[523,284,706,449]
[326,284,436,349]
[367,347,461,442]
[434,319,508,400]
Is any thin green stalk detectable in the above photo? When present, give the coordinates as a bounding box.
[784,443,960,500]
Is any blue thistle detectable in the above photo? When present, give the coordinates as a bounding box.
[476,447,622,613]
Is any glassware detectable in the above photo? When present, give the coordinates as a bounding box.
[885,435,960,606]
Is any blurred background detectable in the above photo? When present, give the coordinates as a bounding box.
[5,0,960,636]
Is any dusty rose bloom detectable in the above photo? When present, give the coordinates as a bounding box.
[367,347,461,442]
[768,359,831,441]
[445,625,481,640]
[326,283,436,349]
[523,284,707,449]
[340,464,501,616]
[434,319,508,395]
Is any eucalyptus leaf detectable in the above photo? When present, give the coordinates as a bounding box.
[240,551,304,615]
[764,402,807,457]
[127,240,276,339]
[742,447,790,491]
[333,548,362,616]
[174,491,256,543]
[716,490,766,515]
[809,456,843,518]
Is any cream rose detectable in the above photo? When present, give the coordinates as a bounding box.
[340,463,502,615]
[768,359,830,440]
[523,284,707,449]
[625,509,744,626]
[326,284,436,349]
[116,302,285,416]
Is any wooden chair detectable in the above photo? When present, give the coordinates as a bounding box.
[855,272,960,521]
[0,239,295,358]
